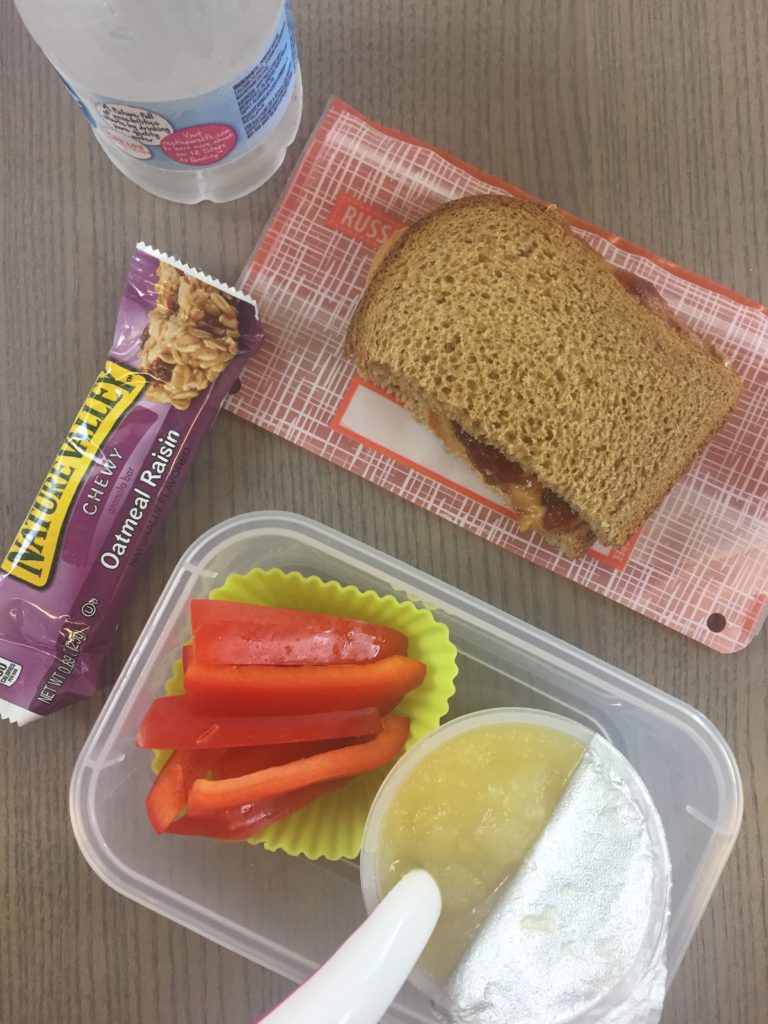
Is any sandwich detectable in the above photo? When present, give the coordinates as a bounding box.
[345,195,742,557]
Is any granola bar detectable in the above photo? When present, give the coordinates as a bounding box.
[0,244,263,723]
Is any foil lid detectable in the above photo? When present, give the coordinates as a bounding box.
[433,735,672,1024]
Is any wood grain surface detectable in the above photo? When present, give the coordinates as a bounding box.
[1,2,766,1022]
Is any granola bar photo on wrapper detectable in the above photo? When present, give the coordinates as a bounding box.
[140,260,242,410]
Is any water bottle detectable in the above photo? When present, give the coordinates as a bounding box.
[13,0,303,204]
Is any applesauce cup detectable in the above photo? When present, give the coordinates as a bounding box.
[359,707,671,1023]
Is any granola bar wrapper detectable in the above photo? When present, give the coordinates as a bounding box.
[0,243,263,724]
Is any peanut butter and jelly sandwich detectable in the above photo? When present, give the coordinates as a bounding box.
[346,195,741,557]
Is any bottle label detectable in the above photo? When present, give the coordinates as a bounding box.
[60,0,298,170]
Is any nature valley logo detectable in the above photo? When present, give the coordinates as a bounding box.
[2,361,145,588]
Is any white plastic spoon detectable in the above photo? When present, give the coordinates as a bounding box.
[257,869,441,1024]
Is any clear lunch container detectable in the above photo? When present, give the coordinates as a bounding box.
[69,511,743,1024]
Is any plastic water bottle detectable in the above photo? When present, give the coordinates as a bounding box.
[13,0,303,204]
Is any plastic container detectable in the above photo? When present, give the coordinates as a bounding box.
[13,0,302,203]
[70,511,742,1024]
[360,708,671,1020]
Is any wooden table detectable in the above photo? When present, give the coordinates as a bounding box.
[1,2,766,1021]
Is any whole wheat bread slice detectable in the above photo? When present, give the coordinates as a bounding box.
[345,195,742,555]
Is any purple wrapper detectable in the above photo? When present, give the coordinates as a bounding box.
[0,244,264,724]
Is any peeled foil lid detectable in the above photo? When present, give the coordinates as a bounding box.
[428,735,673,1024]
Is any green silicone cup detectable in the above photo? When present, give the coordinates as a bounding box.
[152,567,458,860]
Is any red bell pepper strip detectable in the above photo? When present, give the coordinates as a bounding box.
[190,600,409,666]
[182,644,193,670]
[213,739,358,780]
[145,748,222,834]
[144,738,350,835]
[166,780,343,842]
[188,715,410,816]
[136,696,382,749]
[184,655,426,716]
